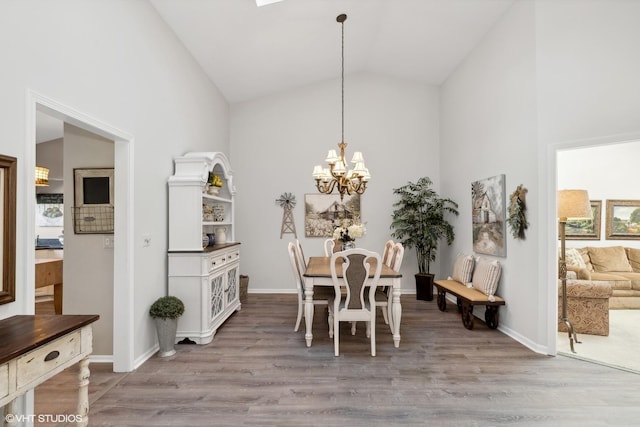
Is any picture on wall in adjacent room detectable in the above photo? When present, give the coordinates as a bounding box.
[605,199,640,240]
[304,193,360,237]
[565,200,601,240]
[472,174,506,256]
[36,193,63,227]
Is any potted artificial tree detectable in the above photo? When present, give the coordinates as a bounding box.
[390,177,459,301]
[149,295,185,357]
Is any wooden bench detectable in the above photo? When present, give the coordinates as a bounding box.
[433,279,505,330]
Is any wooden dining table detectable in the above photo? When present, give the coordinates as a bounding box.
[303,256,403,348]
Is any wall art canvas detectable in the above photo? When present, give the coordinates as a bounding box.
[605,199,640,240]
[472,174,506,256]
[36,193,63,227]
[304,193,361,237]
[565,200,601,240]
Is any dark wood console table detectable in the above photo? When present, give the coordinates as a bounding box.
[0,315,99,426]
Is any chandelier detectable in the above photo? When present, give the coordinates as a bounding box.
[312,14,370,201]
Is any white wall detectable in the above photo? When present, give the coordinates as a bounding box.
[231,73,440,293]
[63,124,114,356]
[0,1,229,366]
[558,141,640,249]
[440,1,540,348]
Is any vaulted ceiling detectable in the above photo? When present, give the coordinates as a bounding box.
[38,0,515,141]
[150,0,515,103]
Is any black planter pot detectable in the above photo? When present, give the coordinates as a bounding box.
[415,273,434,301]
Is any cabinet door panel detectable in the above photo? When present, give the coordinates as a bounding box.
[210,273,225,323]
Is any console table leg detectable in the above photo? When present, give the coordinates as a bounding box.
[4,399,16,427]
[76,357,90,427]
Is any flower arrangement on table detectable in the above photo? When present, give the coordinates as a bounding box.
[332,218,366,249]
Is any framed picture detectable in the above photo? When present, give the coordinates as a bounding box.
[73,168,114,234]
[36,193,64,227]
[472,174,506,257]
[605,199,640,240]
[304,193,361,237]
[565,200,601,240]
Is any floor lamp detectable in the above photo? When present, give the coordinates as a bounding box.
[557,189,592,353]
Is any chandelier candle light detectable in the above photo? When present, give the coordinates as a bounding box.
[312,14,370,201]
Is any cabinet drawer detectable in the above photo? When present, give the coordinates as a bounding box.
[208,252,228,271]
[17,330,81,388]
[0,363,8,400]
[225,248,240,263]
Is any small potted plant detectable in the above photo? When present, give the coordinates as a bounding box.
[390,177,459,301]
[207,172,223,195]
[149,295,185,357]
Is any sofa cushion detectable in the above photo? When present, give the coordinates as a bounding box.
[613,272,640,291]
[589,271,632,290]
[472,257,501,301]
[565,248,586,268]
[451,253,474,285]
[626,247,640,272]
[587,246,633,273]
[576,247,594,272]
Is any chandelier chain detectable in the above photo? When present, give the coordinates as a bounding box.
[341,16,344,144]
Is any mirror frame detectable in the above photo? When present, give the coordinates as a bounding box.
[0,154,16,305]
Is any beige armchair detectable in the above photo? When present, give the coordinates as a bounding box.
[558,279,612,336]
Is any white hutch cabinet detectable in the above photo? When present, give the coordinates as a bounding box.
[168,152,241,344]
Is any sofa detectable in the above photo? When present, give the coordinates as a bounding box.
[565,246,640,309]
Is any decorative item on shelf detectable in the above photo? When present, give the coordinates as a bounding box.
[207,233,216,247]
[202,204,214,222]
[312,14,370,201]
[507,184,529,240]
[213,204,225,222]
[215,227,227,244]
[202,233,209,249]
[558,189,592,353]
[207,172,223,195]
[276,192,297,238]
[149,295,184,358]
[332,218,365,250]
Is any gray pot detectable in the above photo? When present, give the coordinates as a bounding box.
[154,317,178,357]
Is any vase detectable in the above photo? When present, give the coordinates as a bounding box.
[154,317,178,357]
[342,241,356,251]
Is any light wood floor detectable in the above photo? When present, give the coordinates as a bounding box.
[34,295,640,426]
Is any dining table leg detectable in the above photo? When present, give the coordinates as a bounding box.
[304,280,314,347]
[391,283,402,347]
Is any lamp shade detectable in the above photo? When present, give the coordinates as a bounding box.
[35,166,49,187]
[558,189,591,220]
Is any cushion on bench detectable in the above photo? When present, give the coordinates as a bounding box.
[472,257,501,302]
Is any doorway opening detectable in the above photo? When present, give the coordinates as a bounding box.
[555,138,640,373]
[28,91,134,372]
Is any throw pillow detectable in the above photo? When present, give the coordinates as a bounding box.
[472,257,502,302]
[626,248,640,272]
[587,246,633,273]
[451,254,475,286]
[564,248,586,268]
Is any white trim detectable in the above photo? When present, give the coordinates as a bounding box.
[27,90,135,372]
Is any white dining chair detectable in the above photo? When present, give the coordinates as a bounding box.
[295,239,307,268]
[381,239,395,267]
[324,238,335,256]
[375,242,404,330]
[288,242,334,334]
[328,248,382,356]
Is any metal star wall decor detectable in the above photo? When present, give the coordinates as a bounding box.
[276,192,297,238]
